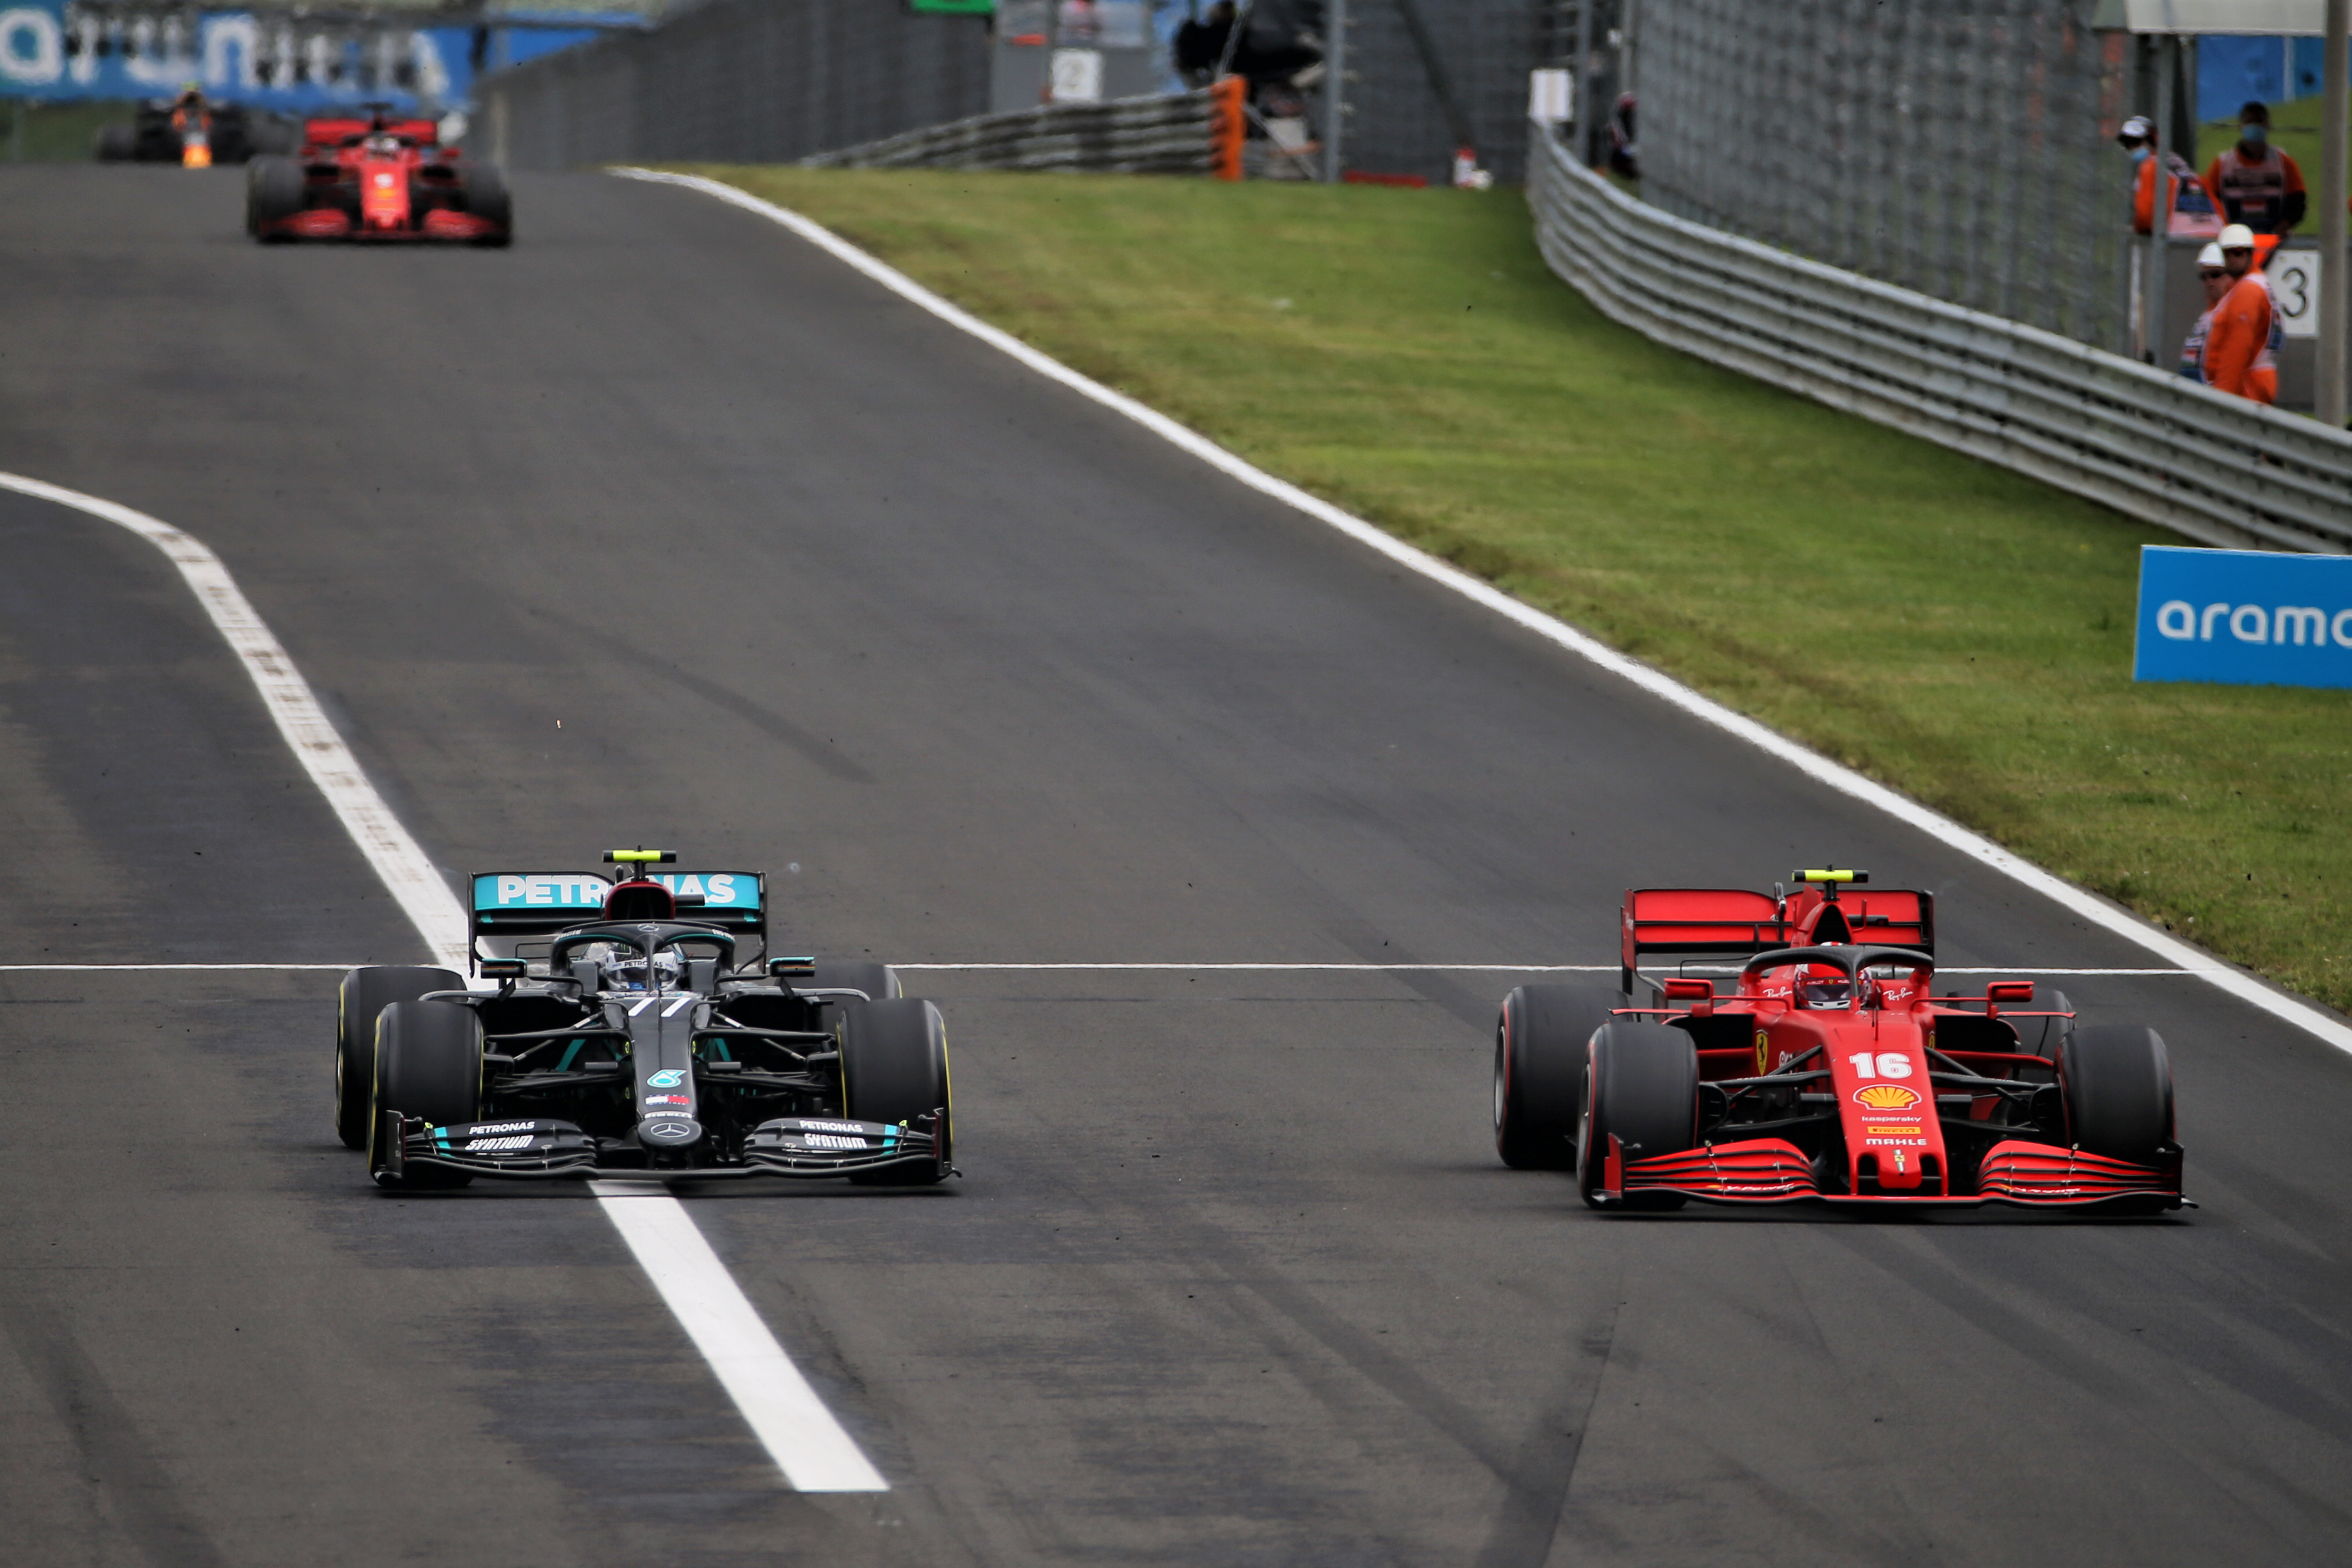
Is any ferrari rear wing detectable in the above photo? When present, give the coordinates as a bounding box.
[1620,884,1933,990]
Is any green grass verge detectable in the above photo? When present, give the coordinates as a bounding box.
[5,100,137,162]
[2200,94,2349,187]
[683,166,2352,1009]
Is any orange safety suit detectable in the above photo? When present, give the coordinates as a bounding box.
[2203,147,2306,234]
[2202,270,2278,404]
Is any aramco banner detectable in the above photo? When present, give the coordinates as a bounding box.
[0,2,475,108]
[2135,545,2352,690]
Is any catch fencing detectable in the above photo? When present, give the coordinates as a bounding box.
[477,0,987,172]
[1528,126,2352,553]
[1636,0,2129,353]
[804,90,1211,174]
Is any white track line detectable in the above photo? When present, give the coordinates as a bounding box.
[0,470,887,1494]
[891,962,2210,975]
[591,1183,888,1492]
[0,474,469,973]
[613,167,2352,1060]
[0,961,2208,976]
[0,963,357,971]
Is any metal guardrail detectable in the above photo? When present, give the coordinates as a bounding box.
[802,92,1211,176]
[1528,126,2352,554]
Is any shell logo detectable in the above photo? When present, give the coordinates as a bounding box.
[1854,1083,1922,1110]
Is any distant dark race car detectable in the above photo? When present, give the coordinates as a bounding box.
[337,851,951,1190]
[1494,869,2184,1213]
[248,104,510,245]
[95,94,294,165]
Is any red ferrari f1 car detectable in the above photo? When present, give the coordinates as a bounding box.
[245,105,510,245]
[1494,870,2183,1212]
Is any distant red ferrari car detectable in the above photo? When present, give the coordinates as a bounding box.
[246,105,510,245]
[1494,869,2183,1212]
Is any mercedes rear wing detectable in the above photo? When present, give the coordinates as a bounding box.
[468,870,767,962]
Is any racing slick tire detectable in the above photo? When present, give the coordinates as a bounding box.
[812,960,902,1003]
[2010,989,2074,1064]
[1495,985,1616,1169]
[246,155,304,240]
[2062,1024,2174,1163]
[1577,1021,1697,1212]
[368,999,484,1189]
[838,997,952,1186]
[336,965,463,1147]
[95,123,135,162]
[461,162,513,246]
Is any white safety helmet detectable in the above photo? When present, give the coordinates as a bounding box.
[2197,241,2227,269]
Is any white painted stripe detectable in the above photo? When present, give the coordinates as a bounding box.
[0,963,358,971]
[0,470,887,1493]
[613,168,2352,1060]
[0,960,2207,977]
[590,1182,889,1492]
[0,473,470,973]
[892,962,2210,975]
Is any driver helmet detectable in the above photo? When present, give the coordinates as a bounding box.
[364,132,402,156]
[1796,974,1853,1008]
[600,946,683,991]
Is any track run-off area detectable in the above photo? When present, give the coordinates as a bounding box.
[5,164,2352,1567]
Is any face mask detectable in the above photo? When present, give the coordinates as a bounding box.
[2130,146,2152,165]
[2242,123,2268,148]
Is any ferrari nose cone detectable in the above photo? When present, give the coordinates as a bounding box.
[640,1117,703,1147]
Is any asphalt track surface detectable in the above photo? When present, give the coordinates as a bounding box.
[5,165,2352,1568]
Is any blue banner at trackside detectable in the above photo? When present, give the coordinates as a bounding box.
[0,3,622,108]
[2134,545,2352,690]
[0,2,475,108]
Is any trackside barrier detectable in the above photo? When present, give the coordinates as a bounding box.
[802,91,1211,176]
[1526,125,2352,554]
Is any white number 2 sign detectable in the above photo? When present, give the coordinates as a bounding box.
[1848,1052,1914,1079]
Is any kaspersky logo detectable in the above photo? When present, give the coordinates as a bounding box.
[1853,1083,1922,1110]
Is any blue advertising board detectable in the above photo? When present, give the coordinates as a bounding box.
[2135,545,2352,690]
[0,2,475,108]
[0,3,617,109]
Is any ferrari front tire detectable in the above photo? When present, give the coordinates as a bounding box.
[368,999,484,1189]
[1494,985,1613,1169]
[335,965,461,1147]
[1577,1021,1697,1211]
[2061,1024,2173,1162]
[838,997,951,1186]
[461,162,512,246]
[246,155,304,240]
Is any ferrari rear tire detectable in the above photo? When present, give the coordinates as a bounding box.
[95,123,135,162]
[461,161,512,245]
[2010,988,2074,1064]
[1577,1021,1697,1211]
[1495,985,1615,1169]
[247,155,304,240]
[2062,1024,2173,1162]
[336,965,462,1147]
[838,997,951,1186]
[369,999,484,1189]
